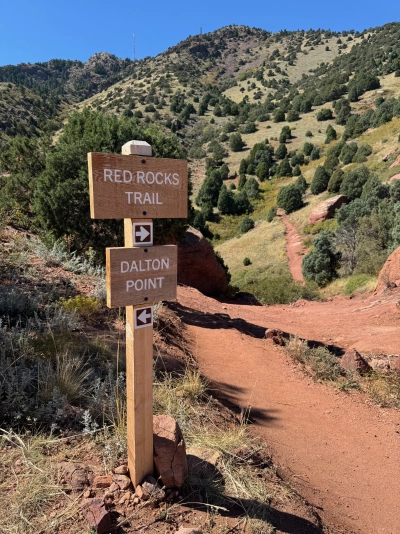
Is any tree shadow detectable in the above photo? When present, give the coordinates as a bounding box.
[183,457,324,534]
[168,302,267,338]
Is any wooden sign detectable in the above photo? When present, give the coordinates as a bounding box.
[88,152,188,219]
[106,245,177,308]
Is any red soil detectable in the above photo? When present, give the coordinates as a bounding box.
[175,285,400,534]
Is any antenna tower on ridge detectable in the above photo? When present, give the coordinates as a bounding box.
[200,27,202,35]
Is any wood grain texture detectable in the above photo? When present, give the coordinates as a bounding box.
[106,245,177,308]
[88,152,187,219]
[125,305,154,486]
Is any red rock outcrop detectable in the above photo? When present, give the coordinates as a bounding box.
[307,195,349,225]
[178,227,229,296]
[376,246,400,293]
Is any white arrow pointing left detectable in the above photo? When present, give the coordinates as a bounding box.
[135,225,150,242]
[137,309,152,324]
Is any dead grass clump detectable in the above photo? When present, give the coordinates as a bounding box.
[362,372,400,408]
[284,336,341,381]
[0,431,74,534]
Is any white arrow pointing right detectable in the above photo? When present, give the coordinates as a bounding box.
[136,225,150,242]
[137,309,152,324]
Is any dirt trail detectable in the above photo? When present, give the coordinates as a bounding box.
[175,286,400,534]
[277,210,306,281]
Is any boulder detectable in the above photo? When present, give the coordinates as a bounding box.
[153,415,188,488]
[391,358,400,371]
[80,497,112,534]
[340,349,371,374]
[390,154,400,168]
[177,227,229,296]
[142,476,166,501]
[370,359,391,372]
[376,246,400,293]
[112,474,131,491]
[307,195,349,225]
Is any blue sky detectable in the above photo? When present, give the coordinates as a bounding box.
[1,0,399,66]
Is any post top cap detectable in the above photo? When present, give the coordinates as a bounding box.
[122,140,152,156]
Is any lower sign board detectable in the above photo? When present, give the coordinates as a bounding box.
[134,306,153,329]
[106,245,177,308]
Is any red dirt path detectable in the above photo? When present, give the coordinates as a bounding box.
[175,286,400,534]
[277,209,306,281]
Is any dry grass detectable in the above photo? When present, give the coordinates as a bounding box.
[0,432,78,534]
[362,373,400,408]
[215,218,288,285]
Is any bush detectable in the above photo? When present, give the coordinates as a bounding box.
[325,125,337,144]
[273,109,285,122]
[340,142,358,165]
[239,216,255,233]
[229,132,245,151]
[266,206,277,222]
[305,131,313,137]
[303,142,314,156]
[317,108,333,121]
[342,274,376,295]
[340,165,372,200]
[302,230,339,285]
[239,275,320,304]
[310,146,320,161]
[295,175,307,194]
[287,110,300,122]
[327,168,344,193]
[238,174,247,190]
[58,295,100,317]
[243,177,260,199]
[275,143,288,160]
[240,122,257,134]
[310,166,330,195]
[277,185,303,214]
[255,162,269,181]
[277,158,292,177]
[243,257,252,266]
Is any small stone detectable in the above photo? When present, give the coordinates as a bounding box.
[93,475,113,489]
[142,476,166,501]
[114,464,129,475]
[133,497,140,505]
[83,489,92,498]
[109,482,119,493]
[112,474,131,491]
[136,484,150,501]
[118,492,132,505]
[103,491,114,500]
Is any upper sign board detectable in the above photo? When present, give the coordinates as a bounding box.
[88,152,188,219]
[106,245,177,308]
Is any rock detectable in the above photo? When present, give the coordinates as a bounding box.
[81,497,112,534]
[391,358,400,371]
[376,246,400,293]
[308,195,349,225]
[370,359,391,372]
[389,173,400,182]
[177,226,229,296]
[265,328,285,346]
[153,415,188,488]
[340,349,371,374]
[142,476,166,501]
[176,528,203,534]
[57,462,89,490]
[112,474,131,491]
[135,484,150,501]
[83,489,93,498]
[118,492,132,505]
[390,154,400,168]
[93,475,113,489]
[114,464,129,475]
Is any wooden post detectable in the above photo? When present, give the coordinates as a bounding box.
[123,140,154,486]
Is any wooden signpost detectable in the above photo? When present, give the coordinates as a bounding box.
[88,140,187,486]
